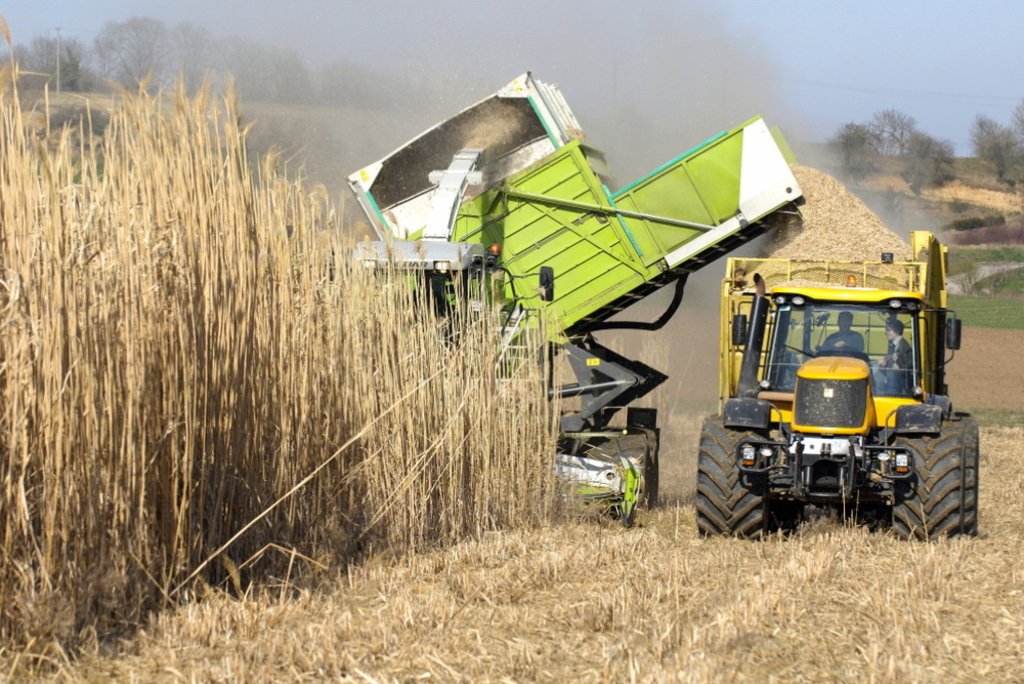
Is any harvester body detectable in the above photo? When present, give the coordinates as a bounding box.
[348,73,803,522]
[698,232,978,538]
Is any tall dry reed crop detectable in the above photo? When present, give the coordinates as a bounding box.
[0,62,557,661]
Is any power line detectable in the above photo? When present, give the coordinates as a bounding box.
[785,77,1020,108]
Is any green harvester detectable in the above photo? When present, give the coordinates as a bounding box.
[349,72,804,524]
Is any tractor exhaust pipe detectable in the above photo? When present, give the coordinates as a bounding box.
[737,274,769,399]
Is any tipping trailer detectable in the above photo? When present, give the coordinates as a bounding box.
[349,73,804,523]
[697,232,976,538]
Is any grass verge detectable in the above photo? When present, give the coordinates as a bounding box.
[949,294,1024,329]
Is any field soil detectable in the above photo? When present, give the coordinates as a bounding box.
[920,180,1021,215]
[945,327,1024,411]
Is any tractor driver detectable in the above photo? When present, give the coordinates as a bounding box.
[877,318,913,394]
[822,311,864,352]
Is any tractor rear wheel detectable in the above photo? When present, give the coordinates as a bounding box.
[892,415,979,539]
[696,417,771,538]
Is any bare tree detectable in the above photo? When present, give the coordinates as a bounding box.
[267,48,314,104]
[970,114,1022,182]
[8,34,94,92]
[949,270,979,296]
[869,108,918,156]
[170,22,214,94]
[93,17,171,88]
[220,37,315,104]
[17,35,58,74]
[220,37,275,101]
[1011,100,1024,144]
[903,132,955,193]
[829,122,878,180]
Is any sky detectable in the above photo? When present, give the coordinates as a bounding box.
[3,0,1023,159]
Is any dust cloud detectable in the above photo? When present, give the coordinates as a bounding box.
[199,1,799,189]
[164,0,809,416]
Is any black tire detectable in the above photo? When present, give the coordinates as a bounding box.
[892,415,979,539]
[960,415,980,535]
[696,417,770,538]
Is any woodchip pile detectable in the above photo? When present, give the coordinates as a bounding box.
[764,166,911,261]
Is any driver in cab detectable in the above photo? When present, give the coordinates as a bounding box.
[821,311,864,353]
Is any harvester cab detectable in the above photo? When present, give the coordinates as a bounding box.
[698,234,978,539]
[349,72,804,525]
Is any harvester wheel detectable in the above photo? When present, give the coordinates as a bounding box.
[696,417,770,538]
[891,415,979,539]
[606,432,657,508]
[581,432,656,526]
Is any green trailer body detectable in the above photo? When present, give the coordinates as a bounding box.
[349,73,802,341]
[445,121,801,339]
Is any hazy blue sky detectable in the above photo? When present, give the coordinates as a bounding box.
[4,1,1022,157]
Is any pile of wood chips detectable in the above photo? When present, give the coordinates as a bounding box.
[764,166,911,261]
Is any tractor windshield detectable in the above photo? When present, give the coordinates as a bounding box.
[765,303,919,398]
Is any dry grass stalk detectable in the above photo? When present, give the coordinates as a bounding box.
[0,68,557,668]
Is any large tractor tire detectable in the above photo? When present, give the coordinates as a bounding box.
[696,417,771,538]
[892,415,979,539]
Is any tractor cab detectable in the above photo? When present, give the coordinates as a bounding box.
[762,289,926,406]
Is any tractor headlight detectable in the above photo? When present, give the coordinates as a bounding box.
[741,444,757,467]
[759,446,775,459]
[894,452,911,473]
[434,260,451,273]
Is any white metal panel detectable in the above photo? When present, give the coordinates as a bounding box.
[738,119,802,221]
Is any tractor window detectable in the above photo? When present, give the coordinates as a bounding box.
[870,312,918,398]
[764,304,919,397]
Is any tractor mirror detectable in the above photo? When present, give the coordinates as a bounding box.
[946,317,962,350]
[539,266,555,302]
[732,314,748,347]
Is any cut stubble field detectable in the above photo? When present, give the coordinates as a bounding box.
[67,425,1024,683]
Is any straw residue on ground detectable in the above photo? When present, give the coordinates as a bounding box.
[63,427,1024,683]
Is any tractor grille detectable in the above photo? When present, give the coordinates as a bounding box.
[794,378,867,430]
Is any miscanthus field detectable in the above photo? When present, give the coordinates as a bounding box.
[1,65,1023,683]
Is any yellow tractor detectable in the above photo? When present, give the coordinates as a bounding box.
[697,232,978,539]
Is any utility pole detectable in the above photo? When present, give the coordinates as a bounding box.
[55,27,61,97]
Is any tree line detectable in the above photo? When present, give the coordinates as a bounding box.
[831,105,1024,190]
[829,109,955,192]
[4,16,430,111]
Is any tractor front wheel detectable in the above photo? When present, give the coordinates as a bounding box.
[696,417,771,538]
[892,415,979,539]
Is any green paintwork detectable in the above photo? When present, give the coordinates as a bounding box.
[449,119,768,341]
[619,460,640,528]
[452,142,652,339]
